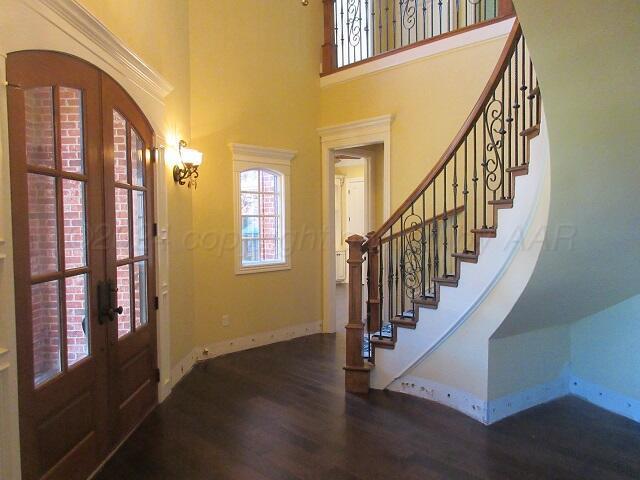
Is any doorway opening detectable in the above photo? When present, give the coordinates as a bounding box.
[333,144,384,328]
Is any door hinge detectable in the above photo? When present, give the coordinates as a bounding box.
[154,368,160,384]
[154,296,159,310]
[151,148,157,164]
[152,223,158,237]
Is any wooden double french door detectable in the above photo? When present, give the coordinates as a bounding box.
[7,51,158,480]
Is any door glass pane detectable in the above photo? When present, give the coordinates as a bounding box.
[59,87,84,174]
[24,87,55,169]
[116,265,132,338]
[115,188,130,260]
[32,280,61,386]
[131,128,144,186]
[133,261,148,329]
[62,179,87,269]
[132,190,145,257]
[28,174,58,275]
[113,110,128,184]
[65,274,89,367]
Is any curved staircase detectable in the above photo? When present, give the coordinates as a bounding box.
[345,20,545,394]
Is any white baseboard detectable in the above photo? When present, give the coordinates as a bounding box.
[570,376,640,423]
[389,376,489,423]
[166,320,323,395]
[487,371,570,424]
[390,371,640,425]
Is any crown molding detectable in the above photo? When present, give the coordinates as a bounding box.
[25,0,174,100]
[317,114,394,143]
[229,143,297,165]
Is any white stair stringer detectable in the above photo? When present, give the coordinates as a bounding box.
[371,112,551,390]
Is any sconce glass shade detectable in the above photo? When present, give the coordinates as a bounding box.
[181,147,203,166]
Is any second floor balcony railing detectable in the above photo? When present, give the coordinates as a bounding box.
[322,0,516,74]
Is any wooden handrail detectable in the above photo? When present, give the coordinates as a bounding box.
[366,20,522,245]
[379,206,465,245]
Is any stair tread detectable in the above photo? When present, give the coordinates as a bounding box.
[507,164,528,173]
[452,252,479,263]
[471,228,497,237]
[488,198,513,206]
[391,316,418,329]
[370,337,395,349]
[520,125,540,137]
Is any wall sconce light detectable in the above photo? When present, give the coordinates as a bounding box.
[173,140,203,189]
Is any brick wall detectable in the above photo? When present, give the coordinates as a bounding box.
[26,87,89,381]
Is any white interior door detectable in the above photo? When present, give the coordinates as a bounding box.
[346,179,365,236]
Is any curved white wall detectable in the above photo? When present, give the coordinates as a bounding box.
[372,115,551,402]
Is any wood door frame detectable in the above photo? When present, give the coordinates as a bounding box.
[1,3,176,476]
[318,115,393,334]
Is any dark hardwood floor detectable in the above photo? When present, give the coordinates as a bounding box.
[95,334,640,480]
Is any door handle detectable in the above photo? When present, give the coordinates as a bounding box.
[98,279,123,324]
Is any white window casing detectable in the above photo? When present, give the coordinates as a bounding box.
[230,144,296,275]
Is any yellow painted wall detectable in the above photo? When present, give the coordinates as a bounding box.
[77,0,196,366]
[320,36,507,213]
[188,0,324,344]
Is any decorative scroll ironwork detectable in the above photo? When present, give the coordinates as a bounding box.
[401,213,424,301]
[347,0,362,46]
[483,97,506,193]
[402,0,417,30]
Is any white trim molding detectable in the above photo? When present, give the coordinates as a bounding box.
[320,17,514,88]
[230,143,296,275]
[24,0,174,101]
[571,376,640,424]
[318,115,393,333]
[171,321,322,389]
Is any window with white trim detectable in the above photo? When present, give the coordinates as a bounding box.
[240,169,284,266]
[231,144,295,274]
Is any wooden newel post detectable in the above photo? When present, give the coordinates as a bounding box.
[344,234,370,393]
[322,0,337,75]
[367,234,381,333]
[498,0,516,17]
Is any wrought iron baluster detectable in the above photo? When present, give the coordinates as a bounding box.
[521,38,527,164]
[340,0,345,67]
[438,0,443,35]
[392,0,397,49]
[528,56,535,129]
[387,225,393,332]
[379,238,384,330]
[394,232,400,317]
[472,123,478,236]
[501,74,506,200]
[482,112,488,228]
[400,213,405,314]
[443,167,448,276]
[452,151,458,255]
[507,57,513,198]
[463,137,469,252]
[365,0,370,60]
[514,41,520,167]
[421,192,427,297]
[422,0,427,42]
[432,174,439,282]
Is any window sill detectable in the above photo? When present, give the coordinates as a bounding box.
[235,262,291,275]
